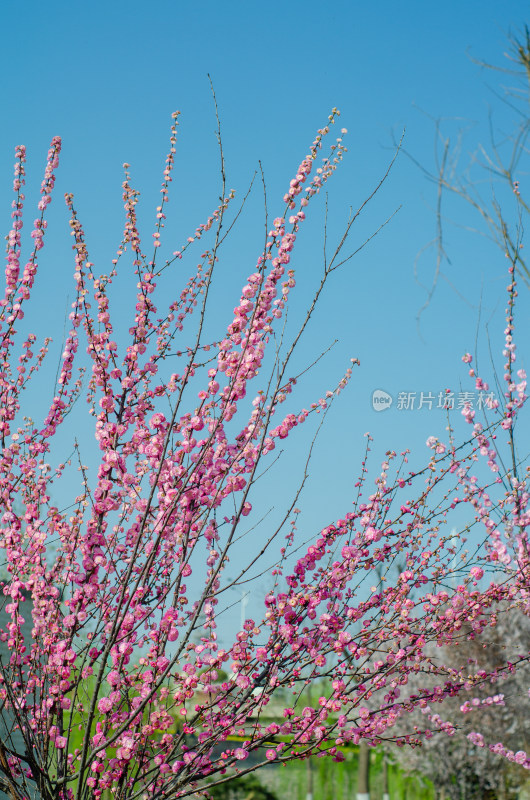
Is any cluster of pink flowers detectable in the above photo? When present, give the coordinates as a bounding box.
[0,110,528,800]
[470,734,530,768]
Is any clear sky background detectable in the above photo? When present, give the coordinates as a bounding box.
[1,1,529,629]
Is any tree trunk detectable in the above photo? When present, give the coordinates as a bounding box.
[382,753,389,800]
[357,741,370,800]
[306,756,314,800]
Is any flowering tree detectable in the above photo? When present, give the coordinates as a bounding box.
[391,608,530,800]
[0,106,529,800]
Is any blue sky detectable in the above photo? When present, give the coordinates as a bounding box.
[1,1,529,631]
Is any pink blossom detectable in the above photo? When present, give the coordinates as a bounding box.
[98,696,113,713]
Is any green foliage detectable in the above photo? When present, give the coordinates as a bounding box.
[205,773,278,800]
[234,747,435,800]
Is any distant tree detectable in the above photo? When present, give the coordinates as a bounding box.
[392,606,530,800]
[407,26,530,314]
